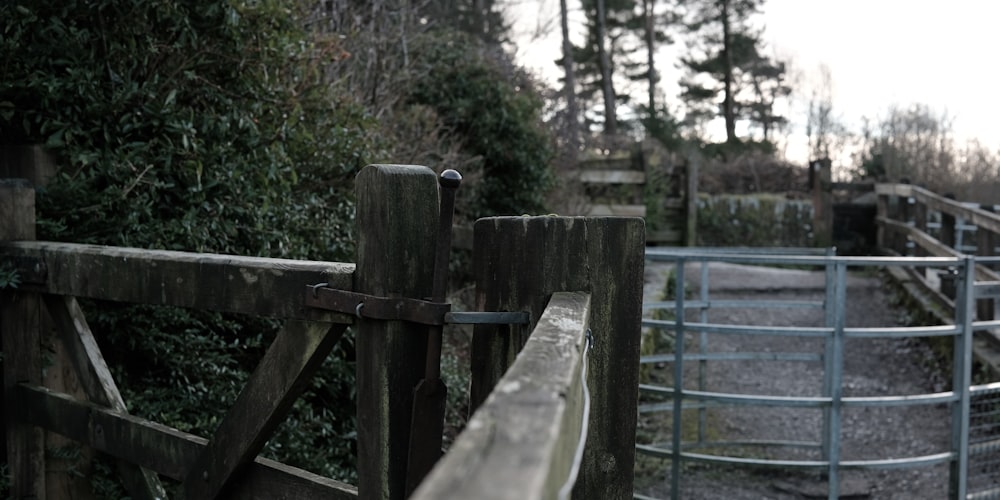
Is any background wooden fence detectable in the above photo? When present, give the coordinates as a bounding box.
[1,161,643,499]
[876,182,1000,376]
[578,144,696,246]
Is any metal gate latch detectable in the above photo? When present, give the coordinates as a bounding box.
[304,284,528,326]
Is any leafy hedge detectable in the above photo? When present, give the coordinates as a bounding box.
[696,194,816,247]
[407,32,554,218]
[1,1,559,494]
[1,0,372,488]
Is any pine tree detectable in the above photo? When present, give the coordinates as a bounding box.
[678,0,787,145]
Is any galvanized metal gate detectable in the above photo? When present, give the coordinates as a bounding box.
[636,248,1000,500]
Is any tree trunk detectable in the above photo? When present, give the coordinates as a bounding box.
[721,0,737,143]
[595,0,617,136]
[561,0,580,152]
[644,0,656,119]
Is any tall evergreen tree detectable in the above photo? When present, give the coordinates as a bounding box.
[679,0,787,144]
[424,0,510,44]
[560,0,581,151]
[574,0,639,136]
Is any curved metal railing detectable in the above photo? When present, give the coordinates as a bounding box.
[638,249,984,499]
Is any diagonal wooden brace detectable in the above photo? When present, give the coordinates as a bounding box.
[180,320,347,499]
[43,295,168,500]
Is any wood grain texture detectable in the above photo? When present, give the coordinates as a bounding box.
[412,292,591,500]
[1,179,45,499]
[471,216,645,500]
[19,384,358,499]
[182,320,344,499]
[43,295,167,500]
[0,241,354,321]
[354,165,438,500]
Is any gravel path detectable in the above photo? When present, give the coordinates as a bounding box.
[635,261,953,499]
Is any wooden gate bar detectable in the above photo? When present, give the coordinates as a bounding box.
[0,241,354,322]
[18,384,358,499]
[182,320,346,499]
[42,294,166,499]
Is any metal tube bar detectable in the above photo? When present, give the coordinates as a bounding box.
[669,258,685,500]
[643,299,825,310]
[697,260,709,446]
[950,256,975,499]
[826,262,847,500]
[640,352,821,363]
[641,320,833,337]
[636,445,954,470]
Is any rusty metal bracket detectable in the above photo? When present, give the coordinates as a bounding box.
[305,285,450,325]
[304,284,530,326]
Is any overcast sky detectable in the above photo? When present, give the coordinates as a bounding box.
[511,0,1000,165]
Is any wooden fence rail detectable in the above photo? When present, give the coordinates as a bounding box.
[876,182,1000,375]
[412,292,592,500]
[3,162,644,499]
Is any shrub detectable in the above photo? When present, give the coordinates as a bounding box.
[406,31,555,218]
[1,0,373,487]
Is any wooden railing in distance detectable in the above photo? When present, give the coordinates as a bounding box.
[876,183,1000,284]
[876,183,1000,374]
[412,292,592,500]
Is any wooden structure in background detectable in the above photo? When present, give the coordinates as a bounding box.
[876,182,1000,376]
[2,156,643,499]
[579,144,696,246]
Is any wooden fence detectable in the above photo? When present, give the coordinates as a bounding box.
[875,182,1000,374]
[578,144,696,246]
[1,162,643,499]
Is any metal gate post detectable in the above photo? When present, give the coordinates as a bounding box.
[697,260,710,445]
[821,253,837,467]
[949,256,974,499]
[670,257,686,500]
[825,262,847,500]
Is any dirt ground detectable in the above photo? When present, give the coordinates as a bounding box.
[634,260,956,500]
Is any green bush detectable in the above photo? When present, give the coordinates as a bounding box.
[696,194,815,247]
[406,31,554,218]
[1,0,373,488]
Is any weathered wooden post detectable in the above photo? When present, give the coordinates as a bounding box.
[355,165,438,500]
[685,152,699,246]
[899,187,914,256]
[471,216,645,499]
[1,178,45,499]
[876,187,888,251]
[941,193,957,251]
[810,159,832,248]
[977,204,998,321]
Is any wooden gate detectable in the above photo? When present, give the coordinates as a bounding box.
[1,164,643,499]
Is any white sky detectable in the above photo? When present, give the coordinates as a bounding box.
[509,0,1000,165]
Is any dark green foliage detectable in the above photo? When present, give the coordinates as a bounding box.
[1,0,374,486]
[2,1,370,259]
[696,194,815,247]
[407,32,554,217]
[0,264,20,289]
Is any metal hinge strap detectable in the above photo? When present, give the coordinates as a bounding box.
[306,285,449,325]
[305,284,528,326]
